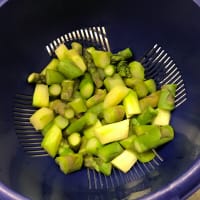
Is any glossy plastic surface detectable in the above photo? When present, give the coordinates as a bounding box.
[0,0,200,199]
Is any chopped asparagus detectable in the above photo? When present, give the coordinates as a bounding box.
[46,69,65,85]
[27,72,46,84]
[152,108,171,125]
[95,119,130,144]
[103,86,130,108]
[87,47,111,68]
[32,84,49,107]
[68,97,87,114]
[60,80,74,101]
[111,150,137,173]
[67,132,81,151]
[145,79,157,93]
[41,124,62,157]
[158,84,177,111]
[57,59,84,79]
[48,84,62,97]
[104,64,115,77]
[86,89,106,108]
[30,107,54,131]
[97,142,123,162]
[71,42,82,55]
[40,58,59,75]
[85,137,102,155]
[56,153,83,174]
[79,72,94,99]
[103,105,125,123]
[136,106,158,125]
[123,90,141,118]
[54,115,69,129]
[104,73,125,91]
[129,61,145,80]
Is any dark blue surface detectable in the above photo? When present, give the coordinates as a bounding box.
[0,0,200,199]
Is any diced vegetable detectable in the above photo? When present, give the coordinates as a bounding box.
[41,124,62,157]
[123,90,141,118]
[30,107,54,130]
[56,153,83,174]
[103,86,129,108]
[32,84,49,107]
[111,150,137,173]
[103,105,125,123]
[27,41,178,175]
[95,119,130,144]
[97,142,123,162]
[57,59,84,79]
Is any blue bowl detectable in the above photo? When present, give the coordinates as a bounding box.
[0,0,200,199]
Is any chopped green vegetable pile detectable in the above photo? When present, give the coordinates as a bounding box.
[28,42,176,175]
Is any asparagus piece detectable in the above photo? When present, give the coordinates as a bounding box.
[96,159,112,176]
[67,132,81,151]
[65,112,97,135]
[103,105,125,123]
[30,107,54,131]
[85,137,102,155]
[40,58,59,75]
[116,61,131,78]
[111,150,137,173]
[79,72,94,99]
[48,84,62,97]
[32,84,49,107]
[137,150,156,163]
[55,43,69,60]
[129,61,145,80]
[60,80,75,101]
[133,125,174,153]
[64,116,86,135]
[158,84,177,111]
[27,72,46,84]
[103,85,130,108]
[86,102,104,117]
[55,153,83,174]
[136,106,158,125]
[54,115,69,129]
[86,89,106,108]
[58,139,73,156]
[83,49,104,88]
[95,119,130,144]
[50,99,66,116]
[71,42,83,55]
[123,90,141,118]
[45,69,65,85]
[41,120,54,136]
[87,47,111,68]
[152,108,171,125]
[84,155,112,176]
[120,135,137,149]
[104,64,115,77]
[41,124,62,157]
[97,142,123,162]
[133,124,155,136]
[57,58,84,79]
[125,78,149,98]
[111,48,133,63]
[104,73,125,91]
[83,120,102,139]
[68,97,87,114]
[139,91,160,111]
[145,79,157,93]
[64,108,75,119]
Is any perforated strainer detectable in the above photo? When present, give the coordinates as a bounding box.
[13,26,187,190]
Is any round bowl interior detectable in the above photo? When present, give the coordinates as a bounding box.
[0,0,200,199]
